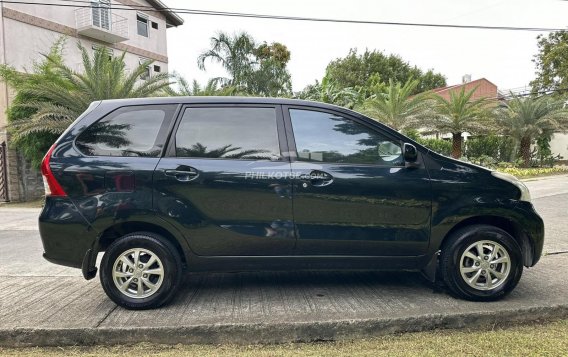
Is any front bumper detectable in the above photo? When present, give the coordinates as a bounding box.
[515,201,545,266]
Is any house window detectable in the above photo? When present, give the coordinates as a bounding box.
[91,0,111,30]
[139,58,150,80]
[137,14,149,37]
[153,65,161,73]
[151,21,159,30]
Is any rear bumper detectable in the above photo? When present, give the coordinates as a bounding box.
[39,196,98,270]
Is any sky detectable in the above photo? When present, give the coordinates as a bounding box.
[162,0,568,93]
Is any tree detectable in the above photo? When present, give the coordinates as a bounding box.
[168,75,243,96]
[0,39,172,167]
[294,75,367,109]
[249,41,292,96]
[425,87,492,158]
[197,32,292,96]
[324,49,446,94]
[0,39,68,167]
[360,78,432,131]
[530,31,568,94]
[495,94,568,167]
[197,31,256,89]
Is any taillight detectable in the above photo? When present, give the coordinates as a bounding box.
[40,144,67,197]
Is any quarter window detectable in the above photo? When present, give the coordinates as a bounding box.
[175,107,281,160]
[289,109,403,166]
[76,105,177,157]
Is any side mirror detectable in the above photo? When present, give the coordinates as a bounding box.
[403,143,418,163]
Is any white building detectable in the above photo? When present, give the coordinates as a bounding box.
[0,0,183,202]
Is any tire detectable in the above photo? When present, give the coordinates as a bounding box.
[440,224,523,301]
[100,232,183,310]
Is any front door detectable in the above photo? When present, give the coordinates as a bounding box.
[154,105,295,256]
[284,106,432,256]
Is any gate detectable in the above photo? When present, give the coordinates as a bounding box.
[0,142,8,202]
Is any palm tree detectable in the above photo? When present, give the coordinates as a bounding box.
[496,94,568,167]
[3,41,172,143]
[197,31,256,89]
[360,78,432,131]
[168,75,242,96]
[426,87,492,158]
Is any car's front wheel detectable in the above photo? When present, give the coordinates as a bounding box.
[440,224,523,301]
[100,232,183,309]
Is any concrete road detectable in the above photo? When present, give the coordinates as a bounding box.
[0,174,567,346]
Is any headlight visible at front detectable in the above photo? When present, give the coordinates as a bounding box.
[491,171,531,202]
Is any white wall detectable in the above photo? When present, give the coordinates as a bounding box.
[550,133,568,160]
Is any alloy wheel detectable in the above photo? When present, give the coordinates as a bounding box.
[111,248,164,299]
[459,240,511,291]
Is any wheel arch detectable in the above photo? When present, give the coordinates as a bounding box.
[97,221,189,266]
[440,215,534,267]
[81,219,191,280]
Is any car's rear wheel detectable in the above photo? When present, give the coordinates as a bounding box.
[100,232,182,309]
[440,224,523,301]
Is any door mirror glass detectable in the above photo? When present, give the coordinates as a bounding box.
[403,143,418,163]
[378,141,402,163]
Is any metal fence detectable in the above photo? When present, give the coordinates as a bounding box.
[75,6,128,39]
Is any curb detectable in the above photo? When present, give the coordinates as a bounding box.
[2,304,568,347]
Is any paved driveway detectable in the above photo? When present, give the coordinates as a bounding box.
[0,174,567,346]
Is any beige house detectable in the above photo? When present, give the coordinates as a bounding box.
[0,0,183,202]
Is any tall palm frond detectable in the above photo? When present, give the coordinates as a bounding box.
[495,94,568,166]
[423,86,493,158]
[360,78,432,131]
[2,41,173,143]
[197,32,256,87]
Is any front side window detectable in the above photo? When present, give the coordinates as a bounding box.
[137,14,149,37]
[76,105,177,157]
[290,109,403,166]
[175,107,281,160]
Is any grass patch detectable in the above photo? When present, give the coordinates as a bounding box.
[1,319,567,356]
[498,166,568,179]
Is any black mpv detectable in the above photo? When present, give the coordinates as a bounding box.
[39,97,544,309]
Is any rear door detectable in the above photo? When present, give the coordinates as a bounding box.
[284,106,432,256]
[154,104,295,256]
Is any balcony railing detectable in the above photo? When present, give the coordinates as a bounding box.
[75,6,129,43]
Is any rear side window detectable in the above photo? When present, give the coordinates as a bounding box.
[76,105,177,157]
[175,107,281,160]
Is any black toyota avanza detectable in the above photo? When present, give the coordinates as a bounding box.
[39,97,544,309]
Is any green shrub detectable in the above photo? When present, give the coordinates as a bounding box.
[416,137,452,156]
[465,135,514,162]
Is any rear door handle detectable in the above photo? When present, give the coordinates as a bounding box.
[164,168,199,182]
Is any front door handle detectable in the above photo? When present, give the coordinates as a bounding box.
[164,168,199,182]
[299,170,333,187]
